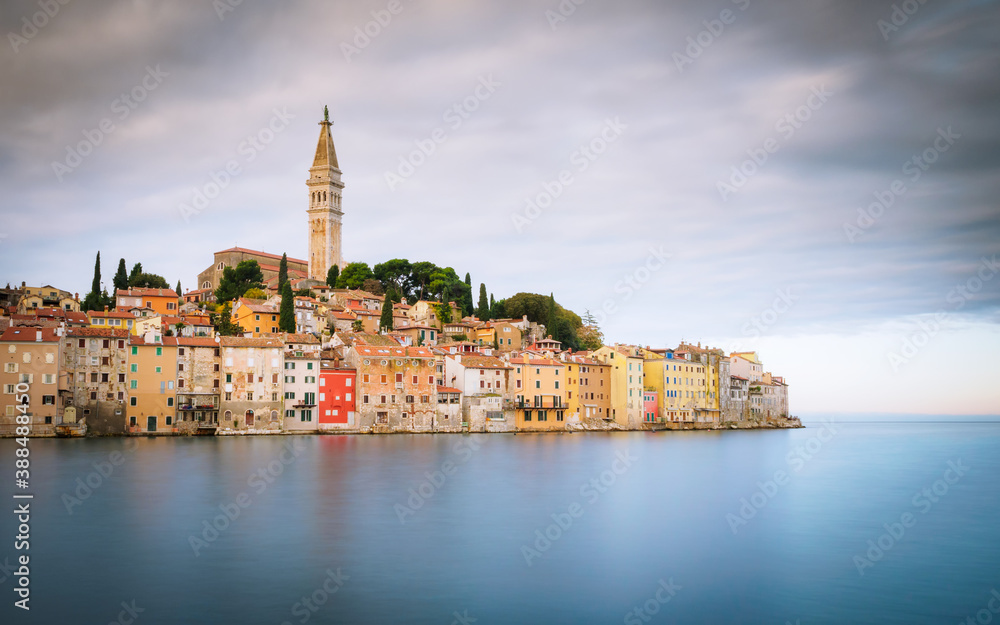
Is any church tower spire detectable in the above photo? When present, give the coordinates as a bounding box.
[307,106,344,281]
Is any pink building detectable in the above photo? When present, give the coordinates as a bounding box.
[643,390,658,423]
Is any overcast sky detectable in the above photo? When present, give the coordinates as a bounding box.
[2,0,998,415]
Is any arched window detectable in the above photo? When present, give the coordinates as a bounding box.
[323,191,327,202]
[270,410,279,421]
[224,410,232,420]
[217,262,225,271]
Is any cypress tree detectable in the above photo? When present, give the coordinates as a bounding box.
[176,280,182,296]
[477,283,489,320]
[113,258,128,292]
[279,281,296,333]
[91,252,101,298]
[326,264,340,289]
[379,287,395,332]
[128,262,142,287]
[278,253,289,293]
[547,293,557,339]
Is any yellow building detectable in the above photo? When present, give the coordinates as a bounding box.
[126,334,178,433]
[88,308,136,333]
[509,355,567,430]
[592,345,644,428]
[232,298,279,337]
[563,354,611,422]
[16,284,80,312]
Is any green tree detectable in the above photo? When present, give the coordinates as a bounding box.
[214,260,265,302]
[408,261,438,301]
[379,287,395,332]
[326,264,340,289]
[209,302,244,336]
[295,288,317,298]
[81,252,104,312]
[278,253,289,293]
[127,262,142,287]
[462,273,474,317]
[362,278,384,296]
[279,282,296,333]
[130,273,170,289]
[113,258,128,292]
[477,283,489,320]
[373,259,413,296]
[336,262,374,289]
[243,288,267,300]
[547,293,557,335]
[491,297,506,320]
[352,318,363,332]
[176,280,182,296]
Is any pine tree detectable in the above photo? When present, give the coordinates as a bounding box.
[113,258,128,292]
[462,273,474,317]
[91,251,101,297]
[175,280,182,296]
[379,287,395,332]
[278,253,289,293]
[477,283,490,320]
[326,264,340,289]
[279,281,296,333]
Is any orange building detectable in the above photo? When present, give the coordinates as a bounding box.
[116,288,180,316]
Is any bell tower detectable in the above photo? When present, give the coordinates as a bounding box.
[307,106,344,281]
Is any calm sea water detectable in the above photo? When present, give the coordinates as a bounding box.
[2,419,999,624]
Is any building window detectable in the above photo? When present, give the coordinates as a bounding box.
[524,410,532,421]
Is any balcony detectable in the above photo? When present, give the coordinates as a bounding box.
[177,393,220,411]
[515,396,563,410]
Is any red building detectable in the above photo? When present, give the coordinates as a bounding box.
[319,366,356,427]
[643,390,659,423]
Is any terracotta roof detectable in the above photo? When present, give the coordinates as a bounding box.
[220,336,283,348]
[130,336,180,346]
[89,309,135,319]
[237,298,278,314]
[330,311,356,320]
[437,385,461,394]
[216,247,307,265]
[1,327,61,342]
[65,327,129,338]
[456,355,509,369]
[354,345,434,358]
[283,333,320,344]
[354,333,403,347]
[509,355,563,367]
[115,288,179,298]
[176,337,221,347]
